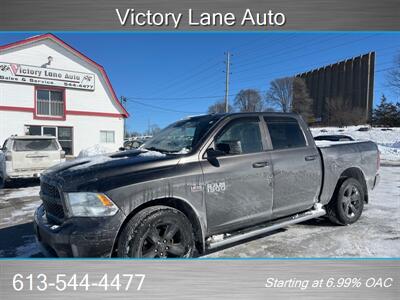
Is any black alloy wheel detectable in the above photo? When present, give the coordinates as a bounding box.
[117,206,195,258]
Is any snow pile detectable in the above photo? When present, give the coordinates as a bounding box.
[311,126,400,163]
[138,150,166,157]
[78,144,110,158]
[68,155,113,171]
[174,147,190,154]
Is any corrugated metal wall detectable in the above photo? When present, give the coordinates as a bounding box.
[295,52,375,126]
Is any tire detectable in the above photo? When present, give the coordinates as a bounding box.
[0,175,4,189]
[326,178,364,225]
[117,206,195,258]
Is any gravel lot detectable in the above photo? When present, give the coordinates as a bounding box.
[0,166,399,258]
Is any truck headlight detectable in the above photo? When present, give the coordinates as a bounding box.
[64,192,119,217]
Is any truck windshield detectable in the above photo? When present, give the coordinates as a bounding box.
[13,139,59,151]
[141,115,222,154]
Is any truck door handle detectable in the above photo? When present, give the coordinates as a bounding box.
[252,161,269,168]
[305,155,317,161]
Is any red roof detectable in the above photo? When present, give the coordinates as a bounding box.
[0,33,129,118]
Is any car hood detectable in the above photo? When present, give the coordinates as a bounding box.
[42,149,182,192]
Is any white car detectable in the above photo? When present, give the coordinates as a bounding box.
[0,135,65,188]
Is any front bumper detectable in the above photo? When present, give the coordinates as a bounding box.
[34,204,125,257]
[7,169,44,179]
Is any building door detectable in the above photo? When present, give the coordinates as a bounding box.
[57,127,73,155]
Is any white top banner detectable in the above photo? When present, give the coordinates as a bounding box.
[0,62,95,90]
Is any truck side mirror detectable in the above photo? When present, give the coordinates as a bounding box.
[204,148,221,167]
[205,148,224,159]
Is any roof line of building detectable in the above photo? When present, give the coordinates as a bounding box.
[0,33,129,118]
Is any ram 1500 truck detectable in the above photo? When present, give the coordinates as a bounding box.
[34,113,380,257]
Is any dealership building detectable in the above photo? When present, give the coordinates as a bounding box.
[0,33,128,156]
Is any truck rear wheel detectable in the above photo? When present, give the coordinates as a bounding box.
[117,206,195,258]
[326,178,364,225]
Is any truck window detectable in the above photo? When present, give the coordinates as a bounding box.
[13,139,59,151]
[215,118,263,155]
[264,117,307,150]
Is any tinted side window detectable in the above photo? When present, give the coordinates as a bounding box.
[265,117,306,150]
[215,118,263,155]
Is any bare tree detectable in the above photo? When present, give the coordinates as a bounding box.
[265,77,293,112]
[325,97,366,126]
[387,52,400,97]
[234,89,263,112]
[292,77,314,123]
[144,124,161,136]
[207,100,233,113]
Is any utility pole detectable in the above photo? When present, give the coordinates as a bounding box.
[224,51,231,113]
[120,96,127,139]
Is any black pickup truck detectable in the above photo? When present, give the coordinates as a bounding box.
[34,113,380,257]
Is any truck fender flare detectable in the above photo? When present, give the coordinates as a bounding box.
[338,167,369,203]
[112,197,207,256]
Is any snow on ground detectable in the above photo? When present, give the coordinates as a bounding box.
[0,185,40,229]
[310,126,400,163]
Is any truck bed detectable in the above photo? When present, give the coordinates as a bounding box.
[316,140,380,205]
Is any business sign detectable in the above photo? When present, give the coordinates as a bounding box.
[0,62,95,90]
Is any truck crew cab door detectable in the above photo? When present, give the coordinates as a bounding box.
[264,116,322,219]
[200,116,273,235]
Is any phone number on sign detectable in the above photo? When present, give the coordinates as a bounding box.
[12,273,145,292]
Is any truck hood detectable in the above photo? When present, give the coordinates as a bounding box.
[42,149,182,192]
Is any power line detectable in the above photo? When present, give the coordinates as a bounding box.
[126,55,396,102]
[128,99,204,114]
[234,34,380,75]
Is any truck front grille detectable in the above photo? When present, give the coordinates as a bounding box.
[40,181,65,223]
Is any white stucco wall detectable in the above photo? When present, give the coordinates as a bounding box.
[0,110,124,154]
[0,37,125,155]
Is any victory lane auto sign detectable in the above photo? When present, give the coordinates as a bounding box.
[0,62,95,90]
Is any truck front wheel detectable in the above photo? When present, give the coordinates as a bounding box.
[117,206,195,258]
[326,178,364,225]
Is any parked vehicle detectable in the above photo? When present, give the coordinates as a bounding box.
[34,113,380,257]
[0,136,65,188]
[314,135,354,142]
[122,136,152,150]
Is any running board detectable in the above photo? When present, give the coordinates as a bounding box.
[206,204,326,250]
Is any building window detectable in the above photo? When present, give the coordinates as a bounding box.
[36,88,64,117]
[100,130,115,143]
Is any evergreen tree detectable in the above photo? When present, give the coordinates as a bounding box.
[372,94,400,127]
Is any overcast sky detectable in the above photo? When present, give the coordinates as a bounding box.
[1,32,399,133]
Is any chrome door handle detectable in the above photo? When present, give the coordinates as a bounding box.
[252,161,269,168]
[305,155,317,161]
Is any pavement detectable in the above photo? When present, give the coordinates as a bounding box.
[0,166,399,258]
